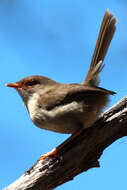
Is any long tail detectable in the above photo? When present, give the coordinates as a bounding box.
[83,9,117,86]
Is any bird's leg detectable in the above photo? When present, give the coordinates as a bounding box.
[40,128,83,160]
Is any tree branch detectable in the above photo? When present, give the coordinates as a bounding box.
[3,96,127,190]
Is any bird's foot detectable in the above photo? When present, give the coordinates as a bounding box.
[40,128,83,160]
[40,148,58,160]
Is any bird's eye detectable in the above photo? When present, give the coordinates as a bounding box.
[26,80,39,86]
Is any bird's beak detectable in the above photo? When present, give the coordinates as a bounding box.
[6,82,21,89]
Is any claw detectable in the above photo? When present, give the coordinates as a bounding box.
[40,148,58,160]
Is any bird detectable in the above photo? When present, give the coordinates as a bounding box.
[6,9,117,159]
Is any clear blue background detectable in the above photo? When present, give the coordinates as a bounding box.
[1,0,127,189]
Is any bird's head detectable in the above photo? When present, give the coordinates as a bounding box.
[6,75,58,105]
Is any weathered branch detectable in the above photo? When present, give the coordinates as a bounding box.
[3,96,127,190]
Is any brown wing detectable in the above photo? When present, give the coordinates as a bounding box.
[39,83,115,111]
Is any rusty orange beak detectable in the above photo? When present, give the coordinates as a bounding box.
[6,83,21,89]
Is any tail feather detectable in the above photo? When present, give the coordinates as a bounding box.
[83,9,117,86]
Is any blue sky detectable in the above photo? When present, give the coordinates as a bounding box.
[1,0,127,189]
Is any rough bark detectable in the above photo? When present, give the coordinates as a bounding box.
[3,96,127,190]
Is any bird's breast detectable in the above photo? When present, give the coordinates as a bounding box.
[27,93,40,120]
[27,95,85,134]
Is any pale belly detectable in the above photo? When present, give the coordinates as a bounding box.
[28,101,85,134]
[27,94,100,134]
